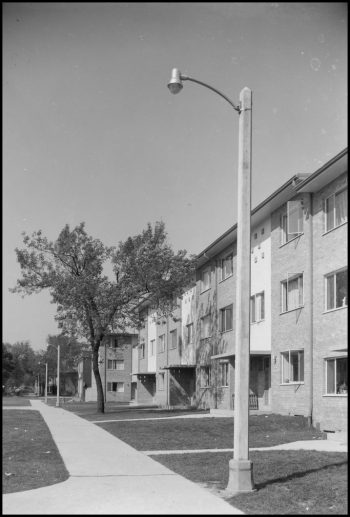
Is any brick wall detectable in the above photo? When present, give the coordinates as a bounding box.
[311,172,348,431]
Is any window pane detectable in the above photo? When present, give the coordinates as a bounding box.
[326,195,335,231]
[335,189,347,226]
[282,282,288,312]
[336,358,348,393]
[336,270,348,308]
[327,359,335,394]
[281,214,288,243]
[288,278,299,310]
[281,352,289,382]
[225,306,233,330]
[290,351,299,381]
[287,200,303,234]
[299,351,304,382]
[251,296,256,322]
[326,275,335,310]
[260,292,265,320]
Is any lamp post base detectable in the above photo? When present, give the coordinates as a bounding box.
[225,458,255,496]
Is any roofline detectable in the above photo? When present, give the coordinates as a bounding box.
[295,147,348,191]
[196,147,348,261]
[196,173,307,260]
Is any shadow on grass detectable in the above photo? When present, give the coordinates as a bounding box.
[254,460,348,490]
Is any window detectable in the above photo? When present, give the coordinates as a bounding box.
[220,305,233,332]
[158,334,165,353]
[220,362,229,387]
[140,342,145,359]
[325,188,347,232]
[150,339,156,356]
[110,338,119,348]
[221,254,233,281]
[281,200,303,244]
[200,366,211,387]
[281,274,303,312]
[170,329,177,349]
[107,359,124,370]
[281,350,304,383]
[325,357,348,395]
[186,323,194,345]
[251,292,265,323]
[107,382,124,392]
[201,268,211,292]
[325,268,348,311]
[158,373,165,391]
[200,314,211,339]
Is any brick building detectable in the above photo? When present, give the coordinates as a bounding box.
[133,148,347,432]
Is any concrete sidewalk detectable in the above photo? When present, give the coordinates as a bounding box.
[3,400,243,515]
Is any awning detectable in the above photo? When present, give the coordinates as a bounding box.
[161,364,196,370]
[211,350,271,360]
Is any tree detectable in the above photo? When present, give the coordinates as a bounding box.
[11,221,195,412]
[2,343,15,386]
[3,341,37,388]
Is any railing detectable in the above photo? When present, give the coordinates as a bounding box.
[232,393,259,410]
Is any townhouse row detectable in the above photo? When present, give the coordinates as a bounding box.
[83,148,347,433]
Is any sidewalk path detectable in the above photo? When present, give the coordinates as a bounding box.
[3,400,243,515]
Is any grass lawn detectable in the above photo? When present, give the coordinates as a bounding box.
[151,450,348,514]
[95,413,326,450]
[2,396,32,407]
[3,409,69,493]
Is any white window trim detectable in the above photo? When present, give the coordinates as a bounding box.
[250,291,265,324]
[324,356,348,396]
[158,334,165,354]
[219,254,233,282]
[281,274,304,313]
[200,314,212,339]
[280,349,304,385]
[200,268,211,294]
[280,203,304,245]
[324,187,348,233]
[169,330,177,349]
[324,268,348,312]
[220,305,233,333]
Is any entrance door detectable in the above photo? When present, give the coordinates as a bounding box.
[131,382,137,401]
[263,357,271,406]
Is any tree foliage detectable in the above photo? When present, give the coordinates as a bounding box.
[11,221,196,412]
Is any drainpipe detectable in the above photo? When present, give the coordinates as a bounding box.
[307,193,313,428]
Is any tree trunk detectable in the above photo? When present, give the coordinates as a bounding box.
[92,345,105,413]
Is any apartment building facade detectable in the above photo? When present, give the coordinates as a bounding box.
[133,148,347,432]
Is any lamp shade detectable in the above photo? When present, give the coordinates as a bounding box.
[167,68,183,94]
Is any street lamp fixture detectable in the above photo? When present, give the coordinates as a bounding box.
[167,68,254,495]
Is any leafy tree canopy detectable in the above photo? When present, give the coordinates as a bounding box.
[11,221,196,412]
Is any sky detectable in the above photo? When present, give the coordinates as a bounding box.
[3,2,347,350]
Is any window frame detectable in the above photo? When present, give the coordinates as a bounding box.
[324,356,348,396]
[169,329,177,350]
[149,339,156,356]
[220,361,229,387]
[200,365,211,388]
[280,349,304,384]
[324,268,348,312]
[158,334,165,354]
[220,304,233,333]
[281,274,304,313]
[201,267,211,293]
[324,187,348,233]
[200,314,211,339]
[280,200,304,245]
[250,291,265,323]
[220,253,233,282]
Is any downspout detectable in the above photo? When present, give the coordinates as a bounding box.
[307,193,313,428]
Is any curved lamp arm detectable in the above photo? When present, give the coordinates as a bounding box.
[167,68,240,113]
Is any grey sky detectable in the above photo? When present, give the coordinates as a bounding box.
[3,2,347,349]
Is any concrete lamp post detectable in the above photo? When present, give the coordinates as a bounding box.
[167,68,254,495]
[47,343,61,407]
